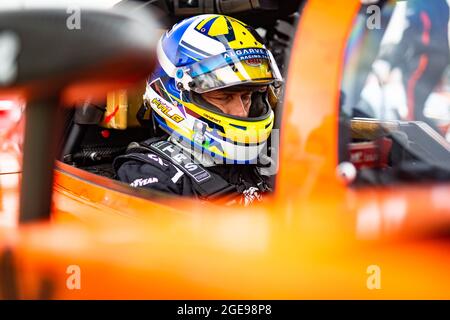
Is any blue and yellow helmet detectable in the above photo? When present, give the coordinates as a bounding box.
[144,14,283,164]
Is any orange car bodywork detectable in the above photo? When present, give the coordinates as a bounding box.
[1,0,450,299]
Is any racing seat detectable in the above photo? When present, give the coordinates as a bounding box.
[60,101,155,178]
[59,78,167,178]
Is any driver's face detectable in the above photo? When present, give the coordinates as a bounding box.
[201,89,253,118]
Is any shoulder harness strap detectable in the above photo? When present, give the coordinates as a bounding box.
[137,140,236,200]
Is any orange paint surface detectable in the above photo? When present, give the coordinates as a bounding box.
[1,0,450,299]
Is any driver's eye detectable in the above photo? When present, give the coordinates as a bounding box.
[210,94,229,100]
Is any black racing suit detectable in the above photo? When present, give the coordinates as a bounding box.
[389,0,450,129]
[113,136,273,205]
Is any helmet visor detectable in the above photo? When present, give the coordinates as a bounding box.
[182,48,283,94]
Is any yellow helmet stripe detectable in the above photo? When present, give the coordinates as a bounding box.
[195,15,218,31]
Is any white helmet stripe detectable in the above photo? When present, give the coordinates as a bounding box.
[180,17,227,56]
[268,50,283,81]
[157,38,176,78]
[180,40,210,58]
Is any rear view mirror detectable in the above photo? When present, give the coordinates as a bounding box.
[0,2,160,222]
[0,3,158,101]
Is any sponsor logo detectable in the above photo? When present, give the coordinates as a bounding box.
[202,113,221,124]
[148,153,168,167]
[152,141,211,183]
[130,177,159,187]
[245,58,263,67]
[152,98,184,123]
[223,48,269,62]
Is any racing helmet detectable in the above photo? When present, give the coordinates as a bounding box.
[143,14,283,164]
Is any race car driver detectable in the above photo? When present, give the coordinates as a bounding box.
[113,14,283,205]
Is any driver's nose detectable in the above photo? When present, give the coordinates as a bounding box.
[227,94,249,117]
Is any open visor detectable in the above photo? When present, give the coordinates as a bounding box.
[178,48,283,94]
